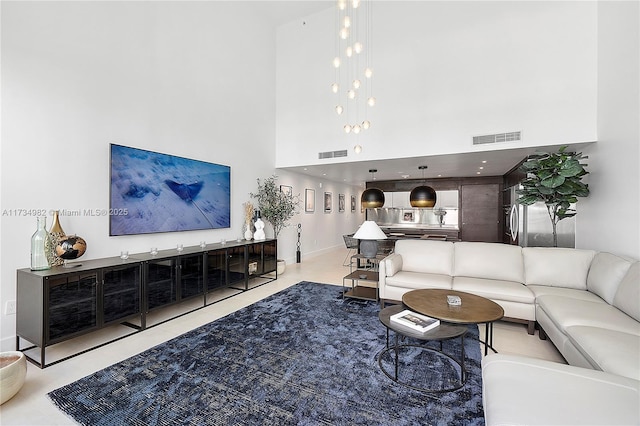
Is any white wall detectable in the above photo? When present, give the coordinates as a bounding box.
[0,1,361,351]
[276,1,598,167]
[577,1,640,258]
[269,170,364,264]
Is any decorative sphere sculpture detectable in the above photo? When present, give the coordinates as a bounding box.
[55,235,87,260]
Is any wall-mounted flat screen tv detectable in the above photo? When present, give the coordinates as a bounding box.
[109,144,230,236]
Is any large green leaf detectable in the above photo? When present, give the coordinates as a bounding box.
[541,175,565,188]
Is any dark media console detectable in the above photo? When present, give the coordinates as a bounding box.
[16,239,277,368]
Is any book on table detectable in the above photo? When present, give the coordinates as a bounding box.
[390,309,440,333]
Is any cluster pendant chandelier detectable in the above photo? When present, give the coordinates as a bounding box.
[331,0,375,154]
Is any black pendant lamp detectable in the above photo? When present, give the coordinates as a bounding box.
[361,169,385,208]
[410,165,437,207]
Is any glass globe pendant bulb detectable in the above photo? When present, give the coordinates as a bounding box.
[335,105,344,115]
[340,28,349,40]
[365,67,373,78]
[344,124,352,134]
[353,79,361,89]
[347,89,356,99]
[354,42,363,54]
[353,123,362,134]
[346,46,353,57]
[333,57,341,68]
[362,120,371,130]
[352,0,360,9]
[367,96,376,106]
[338,0,347,10]
[354,144,362,154]
[343,16,351,28]
[331,83,339,93]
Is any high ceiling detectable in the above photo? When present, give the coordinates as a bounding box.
[255,2,595,187]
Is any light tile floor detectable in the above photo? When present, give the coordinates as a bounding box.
[1,248,564,425]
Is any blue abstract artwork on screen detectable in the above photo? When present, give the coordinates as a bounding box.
[110,144,230,236]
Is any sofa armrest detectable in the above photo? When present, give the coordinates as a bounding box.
[382,253,402,277]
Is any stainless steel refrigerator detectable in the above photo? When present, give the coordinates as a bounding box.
[506,185,575,248]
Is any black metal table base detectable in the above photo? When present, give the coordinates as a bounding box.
[377,330,466,393]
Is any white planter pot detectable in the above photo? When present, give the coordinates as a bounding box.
[0,351,27,405]
[277,259,286,275]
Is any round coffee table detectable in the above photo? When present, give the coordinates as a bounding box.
[378,304,468,392]
[402,289,504,355]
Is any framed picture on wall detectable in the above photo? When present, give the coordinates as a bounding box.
[324,192,332,213]
[351,195,356,212]
[305,188,315,213]
[338,194,345,212]
[280,185,292,196]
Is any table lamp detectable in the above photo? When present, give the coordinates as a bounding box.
[353,221,387,259]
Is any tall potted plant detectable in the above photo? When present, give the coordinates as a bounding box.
[516,146,590,247]
[250,175,300,272]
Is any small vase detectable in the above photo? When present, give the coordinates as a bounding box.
[244,223,253,241]
[30,217,50,270]
[254,218,266,241]
[48,210,66,266]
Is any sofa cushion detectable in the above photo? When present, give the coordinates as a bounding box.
[452,277,535,304]
[453,242,524,283]
[567,326,640,380]
[385,270,452,290]
[523,247,595,289]
[537,295,640,336]
[587,252,633,304]
[482,354,640,426]
[527,284,605,303]
[613,261,640,322]
[393,240,454,275]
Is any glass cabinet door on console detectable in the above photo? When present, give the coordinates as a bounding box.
[47,272,98,343]
[179,253,204,300]
[262,240,277,275]
[247,240,277,277]
[102,264,141,325]
[206,249,227,291]
[145,258,177,311]
[227,245,247,288]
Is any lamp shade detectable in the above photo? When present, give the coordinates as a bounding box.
[361,188,385,208]
[353,221,387,240]
[353,221,387,259]
[410,185,437,207]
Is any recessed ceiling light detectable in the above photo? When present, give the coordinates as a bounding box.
[476,171,481,175]
[438,174,442,177]
[401,174,410,179]
[481,160,487,164]
[479,166,484,170]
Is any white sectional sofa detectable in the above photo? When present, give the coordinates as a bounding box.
[378,239,640,424]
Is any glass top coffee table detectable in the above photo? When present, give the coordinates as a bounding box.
[402,289,504,355]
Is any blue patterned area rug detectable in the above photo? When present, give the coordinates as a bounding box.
[48,282,484,425]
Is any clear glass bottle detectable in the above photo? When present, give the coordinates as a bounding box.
[31,216,51,270]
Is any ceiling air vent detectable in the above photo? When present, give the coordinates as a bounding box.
[473,131,521,145]
[318,150,348,159]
